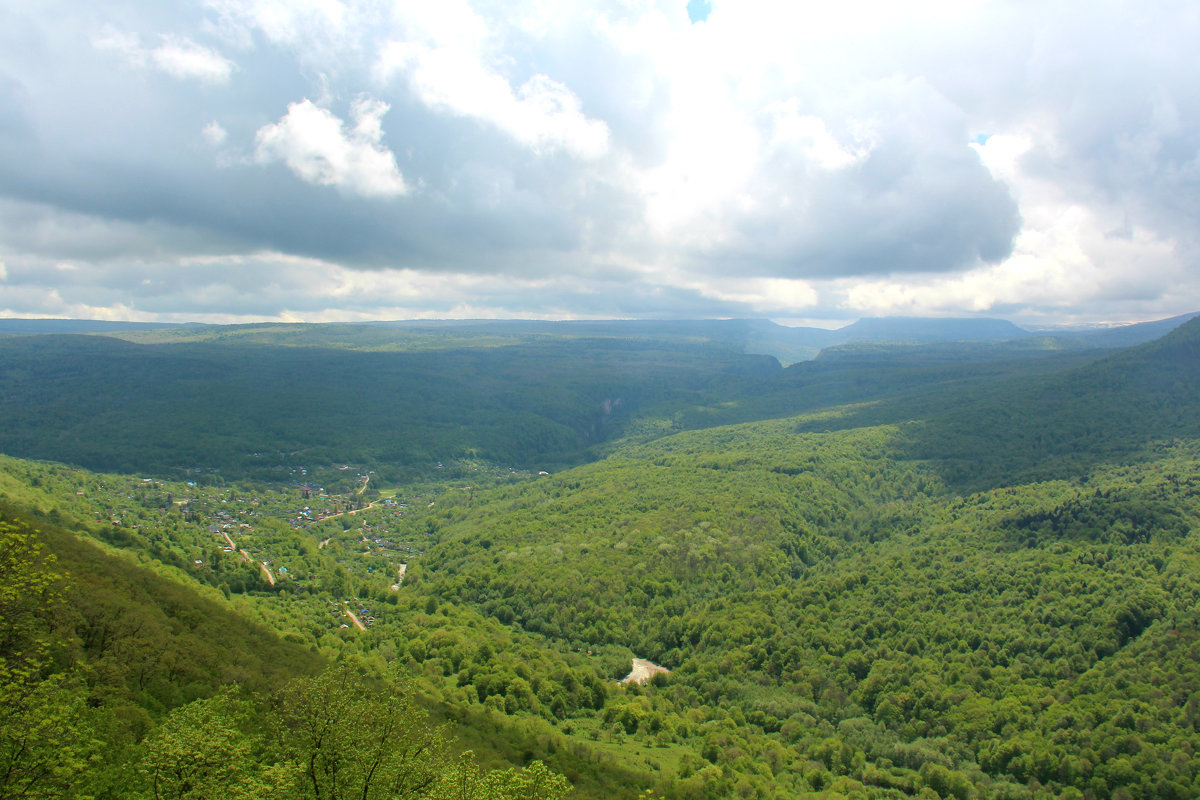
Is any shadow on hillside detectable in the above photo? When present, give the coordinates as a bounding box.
[795,322,1200,493]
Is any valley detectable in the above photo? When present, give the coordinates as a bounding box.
[1,316,1198,799]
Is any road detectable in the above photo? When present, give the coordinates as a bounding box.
[344,607,366,631]
[313,498,383,524]
[215,528,274,586]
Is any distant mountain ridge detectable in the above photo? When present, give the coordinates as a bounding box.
[2,312,1196,365]
[366,313,1199,362]
[1043,311,1200,348]
[0,318,191,334]
[747,313,1200,363]
[834,316,1026,342]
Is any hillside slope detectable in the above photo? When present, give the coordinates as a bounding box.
[0,333,778,478]
[0,453,680,799]
[401,320,1200,798]
[3,318,1199,798]
[417,414,1200,798]
[0,498,328,796]
[901,314,1200,489]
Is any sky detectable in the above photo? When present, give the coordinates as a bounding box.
[0,0,1198,326]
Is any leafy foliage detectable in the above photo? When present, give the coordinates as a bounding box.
[2,318,1200,798]
[0,516,85,800]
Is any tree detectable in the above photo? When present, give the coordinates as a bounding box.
[271,664,571,800]
[137,689,275,800]
[438,754,569,800]
[274,664,450,800]
[0,514,89,800]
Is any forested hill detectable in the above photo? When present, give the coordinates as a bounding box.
[411,383,1200,798]
[1,315,1195,489]
[0,332,778,478]
[0,495,579,799]
[2,316,1200,798]
[0,498,318,795]
[899,314,1200,489]
[1131,308,1200,360]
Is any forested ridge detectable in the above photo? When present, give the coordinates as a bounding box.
[0,331,776,478]
[0,317,1198,798]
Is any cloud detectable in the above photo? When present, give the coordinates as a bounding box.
[254,97,409,197]
[667,273,820,314]
[202,121,228,146]
[204,0,351,49]
[0,198,241,264]
[767,103,871,172]
[638,69,1019,279]
[151,36,236,84]
[3,1,1200,325]
[90,28,143,63]
[93,28,235,85]
[375,42,609,158]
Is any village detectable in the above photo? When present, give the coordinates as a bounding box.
[66,463,424,633]
[63,456,534,638]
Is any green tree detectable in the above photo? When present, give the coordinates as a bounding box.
[274,664,451,800]
[0,515,89,800]
[137,689,276,800]
[439,755,569,800]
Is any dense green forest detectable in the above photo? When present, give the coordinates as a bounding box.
[1,315,1199,799]
[0,331,778,480]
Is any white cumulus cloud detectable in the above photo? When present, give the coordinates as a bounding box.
[376,41,609,159]
[767,102,874,171]
[254,97,409,197]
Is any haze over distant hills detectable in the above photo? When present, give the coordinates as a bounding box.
[0,318,194,334]
[2,312,1196,365]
